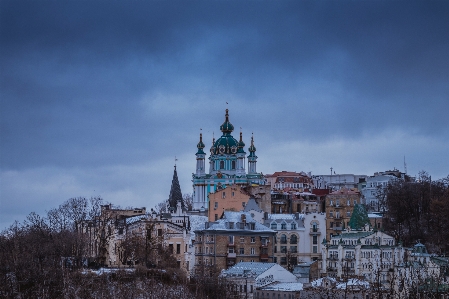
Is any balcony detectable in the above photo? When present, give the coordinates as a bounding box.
[309,228,321,235]
[333,226,343,231]
[227,252,236,258]
[259,254,269,260]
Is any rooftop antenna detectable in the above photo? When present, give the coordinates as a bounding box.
[175,156,178,168]
[404,156,407,175]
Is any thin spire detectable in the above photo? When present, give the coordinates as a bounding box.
[168,165,183,212]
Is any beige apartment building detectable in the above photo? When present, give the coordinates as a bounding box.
[324,188,361,241]
[208,185,250,221]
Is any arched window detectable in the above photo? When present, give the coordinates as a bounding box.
[280,234,287,244]
[290,234,298,244]
[220,161,224,169]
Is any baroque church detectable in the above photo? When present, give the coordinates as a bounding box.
[192,109,264,211]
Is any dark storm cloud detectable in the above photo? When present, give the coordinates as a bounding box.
[1,0,448,229]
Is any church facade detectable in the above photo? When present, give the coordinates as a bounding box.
[192,109,264,211]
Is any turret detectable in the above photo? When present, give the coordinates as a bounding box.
[196,133,206,175]
[248,134,258,174]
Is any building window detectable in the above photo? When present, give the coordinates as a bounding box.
[313,246,317,253]
[168,244,173,253]
[251,237,256,243]
[232,160,236,169]
[220,161,224,169]
[329,211,334,217]
[242,202,246,207]
[313,236,318,245]
[281,223,287,229]
[280,234,287,244]
[280,257,287,265]
[290,246,297,253]
[271,223,277,229]
[239,248,244,254]
[290,235,298,244]
[222,192,226,199]
[280,246,287,253]
[251,247,256,254]
[229,236,234,244]
[291,223,296,229]
[214,202,218,208]
[215,214,218,221]
[177,244,181,254]
[240,237,245,243]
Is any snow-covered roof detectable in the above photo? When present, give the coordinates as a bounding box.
[368,213,382,218]
[202,212,275,233]
[311,277,336,287]
[336,279,370,289]
[221,262,277,277]
[268,213,304,220]
[125,215,147,225]
[189,215,208,242]
[260,282,304,291]
[243,198,263,212]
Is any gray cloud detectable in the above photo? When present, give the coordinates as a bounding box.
[1,0,448,230]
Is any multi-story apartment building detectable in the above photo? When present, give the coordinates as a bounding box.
[312,173,368,191]
[324,188,361,241]
[264,212,326,267]
[321,229,443,295]
[194,211,276,270]
[80,204,146,267]
[265,171,313,191]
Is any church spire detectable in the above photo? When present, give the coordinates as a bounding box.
[168,164,183,212]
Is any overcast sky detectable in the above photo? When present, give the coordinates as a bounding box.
[1,0,448,230]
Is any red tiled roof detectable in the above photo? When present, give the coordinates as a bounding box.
[312,189,331,196]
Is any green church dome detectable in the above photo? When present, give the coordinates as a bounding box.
[211,109,239,155]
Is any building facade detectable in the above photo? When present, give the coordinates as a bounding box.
[324,188,362,241]
[194,211,276,271]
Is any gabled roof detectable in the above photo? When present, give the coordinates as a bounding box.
[199,211,275,233]
[243,198,263,213]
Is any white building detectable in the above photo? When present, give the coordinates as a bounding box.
[312,174,368,191]
[220,262,298,299]
[264,212,326,266]
[362,174,396,212]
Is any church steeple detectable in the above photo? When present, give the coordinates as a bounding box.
[168,165,183,212]
[248,134,258,174]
